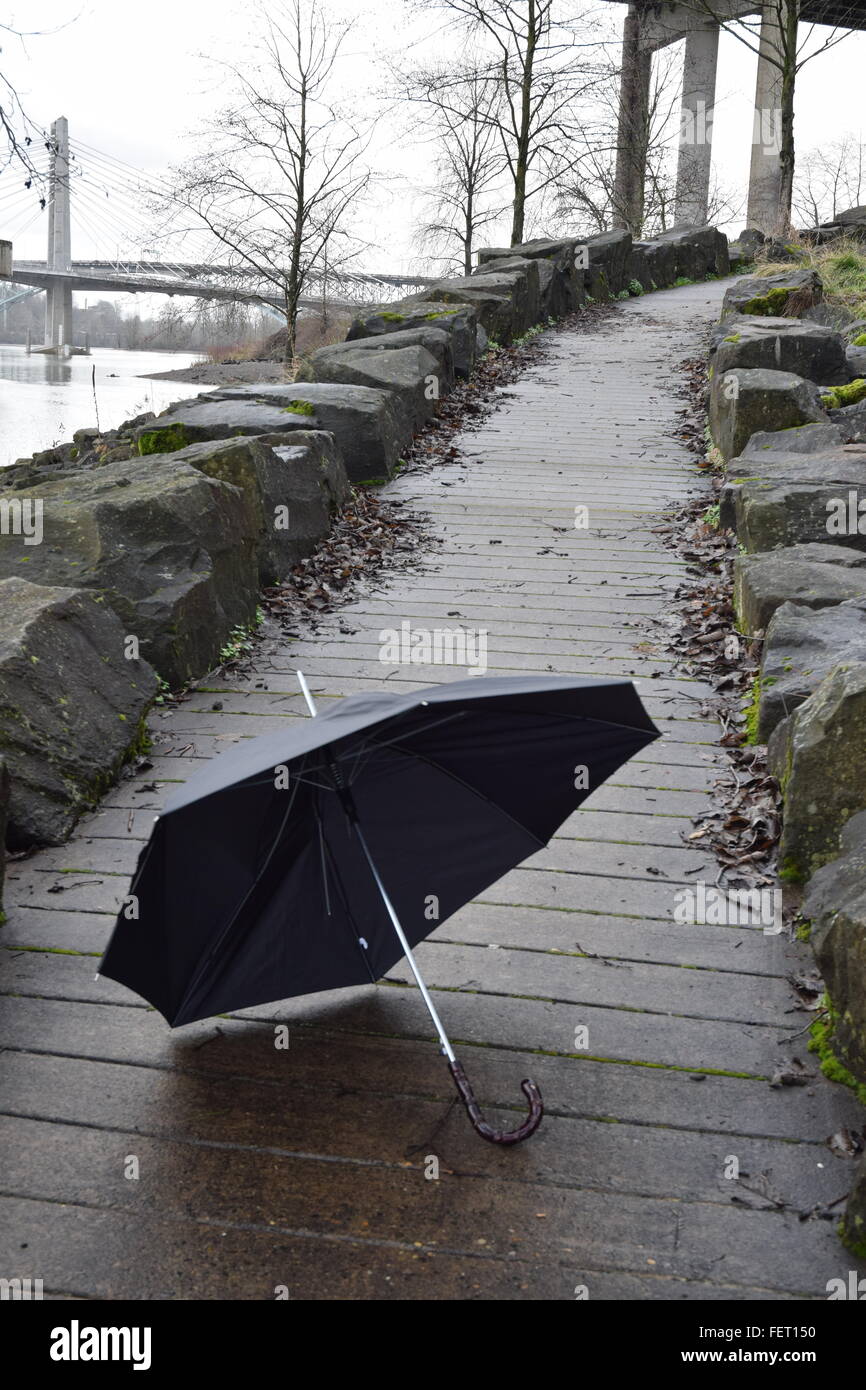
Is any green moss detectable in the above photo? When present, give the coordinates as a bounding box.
[424,307,460,319]
[743,673,763,744]
[820,378,866,409]
[138,423,190,456]
[778,858,805,884]
[795,920,811,942]
[741,286,791,316]
[674,276,693,287]
[808,998,866,1105]
[852,333,866,347]
[841,1226,866,1260]
[723,332,741,343]
[380,311,405,322]
[282,400,315,416]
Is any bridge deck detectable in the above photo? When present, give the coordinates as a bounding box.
[2,280,864,1300]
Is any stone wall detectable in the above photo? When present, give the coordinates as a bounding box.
[0,223,729,905]
[706,261,866,1255]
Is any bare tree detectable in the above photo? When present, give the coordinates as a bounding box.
[677,0,860,232]
[793,133,865,227]
[397,62,506,273]
[1,22,46,182]
[420,0,604,246]
[164,0,371,360]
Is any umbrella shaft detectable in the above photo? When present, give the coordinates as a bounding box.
[296,669,455,1064]
[353,822,456,1065]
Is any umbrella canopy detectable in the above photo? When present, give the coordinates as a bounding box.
[101,673,658,1024]
[100,673,659,1143]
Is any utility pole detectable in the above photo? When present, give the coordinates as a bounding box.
[44,116,73,352]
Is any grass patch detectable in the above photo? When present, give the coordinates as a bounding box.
[753,235,866,319]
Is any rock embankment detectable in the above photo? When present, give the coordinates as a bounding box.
[706,234,866,1255]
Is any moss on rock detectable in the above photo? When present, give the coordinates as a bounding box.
[821,378,866,409]
[138,423,190,456]
[741,286,791,316]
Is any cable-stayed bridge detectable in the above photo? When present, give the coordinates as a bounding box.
[0,118,435,352]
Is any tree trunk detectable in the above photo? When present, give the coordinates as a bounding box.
[777,0,799,233]
[464,186,474,275]
[510,0,536,246]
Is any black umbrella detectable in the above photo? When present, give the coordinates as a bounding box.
[100,672,659,1144]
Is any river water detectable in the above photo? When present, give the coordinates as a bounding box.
[0,346,211,468]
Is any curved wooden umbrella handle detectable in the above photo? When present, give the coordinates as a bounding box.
[448,1059,543,1145]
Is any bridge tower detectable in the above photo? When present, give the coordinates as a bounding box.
[44,116,73,350]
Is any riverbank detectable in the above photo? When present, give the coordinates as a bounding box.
[142,357,290,387]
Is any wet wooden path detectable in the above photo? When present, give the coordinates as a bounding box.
[3,280,865,1301]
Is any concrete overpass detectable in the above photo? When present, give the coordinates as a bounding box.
[612,0,866,235]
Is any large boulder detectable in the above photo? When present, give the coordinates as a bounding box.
[474,254,553,321]
[345,301,478,377]
[724,448,866,552]
[295,338,446,432]
[734,544,866,633]
[402,280,515,343]
[737,422,846,457]
[466,262,541,333]
[0,456,260,687]
[177,383,410,484]
[582,229,632,298]
[709,367,829,461]
[710,317,849,385]
[651,225,729,279]
[721,269,822,320]
[718,425,847,529]
[624,243,656,292]
[833,205,866,241]
[0,577,159,848]
[768,663,866,881]
[803,807,866,1080]
[477,238,583,316]
[759,595,866,740]
[831,397,866,444]
[169,433,349,584]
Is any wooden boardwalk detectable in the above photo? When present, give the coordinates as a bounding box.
[3,280,865,1301]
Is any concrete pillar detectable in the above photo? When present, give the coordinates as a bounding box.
[612,5,652,234]
[44,116,73,350]
[674,24,719,226]
[746,2,786,233]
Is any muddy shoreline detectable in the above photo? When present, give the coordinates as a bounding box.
[140,358,290,387]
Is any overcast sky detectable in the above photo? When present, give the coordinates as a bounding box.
[2,0,864,283]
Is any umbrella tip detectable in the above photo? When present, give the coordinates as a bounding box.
[297,670,318,717]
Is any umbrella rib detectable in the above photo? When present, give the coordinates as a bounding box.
[346,704,657,852]
[354,735,549,854]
